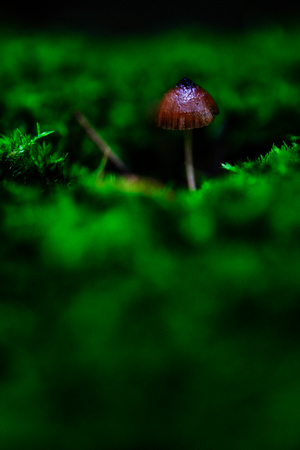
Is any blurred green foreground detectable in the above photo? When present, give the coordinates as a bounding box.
[1,24,300,450]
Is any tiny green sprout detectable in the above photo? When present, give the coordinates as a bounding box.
[31,122,55,144]
[221,162,238,172]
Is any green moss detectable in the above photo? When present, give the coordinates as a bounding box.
[1,24,300,450]
[0,124,68,188]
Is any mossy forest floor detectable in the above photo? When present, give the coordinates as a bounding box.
[1,23,300,449]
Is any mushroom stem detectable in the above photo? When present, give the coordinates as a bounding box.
[184,129,196,191]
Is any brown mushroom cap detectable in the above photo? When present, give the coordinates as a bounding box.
[157,77,219,130]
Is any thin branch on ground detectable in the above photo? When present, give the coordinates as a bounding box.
[73,110,135,177]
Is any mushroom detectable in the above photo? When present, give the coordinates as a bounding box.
[157,77,219,191]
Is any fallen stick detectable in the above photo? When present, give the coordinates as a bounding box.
[73,110,132,175]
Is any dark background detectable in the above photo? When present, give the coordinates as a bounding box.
[1,1,299,35]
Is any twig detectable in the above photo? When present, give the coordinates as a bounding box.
[73,110,131,175]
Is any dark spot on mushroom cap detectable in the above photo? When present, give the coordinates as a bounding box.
[157,77,219,130]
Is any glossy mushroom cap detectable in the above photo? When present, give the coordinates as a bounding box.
[157,77,219,130]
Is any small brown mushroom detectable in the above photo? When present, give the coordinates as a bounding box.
[157,77,219,190]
